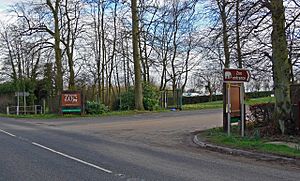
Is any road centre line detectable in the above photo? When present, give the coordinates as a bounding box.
[0,128,16,137]
[32,142,113,174]
[0,128,112,174]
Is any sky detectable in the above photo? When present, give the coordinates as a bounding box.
[0,0,19,24]
[0,0,17,10]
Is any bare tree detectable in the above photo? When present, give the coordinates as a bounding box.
[131,0,144,110]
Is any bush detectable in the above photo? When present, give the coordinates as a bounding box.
[119,83,160,111]
[85,101,109,114]
[0,82,17,94]
[143,83,160,111]
[119,88,135,110]
[182,91,273,105]
[247,103,280,137]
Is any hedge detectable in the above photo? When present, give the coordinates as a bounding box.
[183,91,273,105]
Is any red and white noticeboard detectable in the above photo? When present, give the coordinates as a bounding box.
[61,91,82,107]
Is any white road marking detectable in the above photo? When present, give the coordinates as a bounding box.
[0,129,16,137]
[0,128,113,174]
[31,142,113,174]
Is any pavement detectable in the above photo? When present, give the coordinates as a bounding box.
[192,132,300,166]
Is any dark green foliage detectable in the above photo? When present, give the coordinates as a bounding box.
[183,91,273,105]
[183,94,223,104]
[119,83,159,111]
[85,101,109,114]
[119,88,135,110]
[246,91,273,99]
[0,80,37,105]
[143,83,160,111]
[0,82,17,94]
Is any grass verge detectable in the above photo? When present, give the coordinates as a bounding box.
[182,100,223,110]
[182,96,275,110]
[0,109,168,119]
[201,127,300,158]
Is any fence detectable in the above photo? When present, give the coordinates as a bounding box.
[159,89,182,110]
[7,105,43,115]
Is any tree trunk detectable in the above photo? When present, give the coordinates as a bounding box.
[45,0,63,94]
[218,0,230,68]
[51,0,63,94]
[131,0,144,110]
[101,0,106,103]
[217,0,230,132]
[236,0,242,68]
[270,0,291,134]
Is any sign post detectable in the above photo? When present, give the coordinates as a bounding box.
[227,83,231,136]
[15,92,30,115]
[240,84,245,137]
[223,69,250,136]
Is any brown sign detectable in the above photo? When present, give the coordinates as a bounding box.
[229,84,240,117]
[224,69,250,82]
[61,92,81,107]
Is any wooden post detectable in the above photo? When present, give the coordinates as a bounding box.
[227,83,231,136]
[240,83,245,137]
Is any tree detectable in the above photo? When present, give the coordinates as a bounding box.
[61,0,84,90]
[46,0,63,94]
[131,0,144,110]
[268,0,291,134]
[193,62,223,101]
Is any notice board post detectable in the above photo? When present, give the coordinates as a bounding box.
[223,69,250,136]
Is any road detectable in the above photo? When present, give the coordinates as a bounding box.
[0,109,299,181]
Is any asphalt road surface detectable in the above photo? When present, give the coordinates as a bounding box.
[0,109,299,181]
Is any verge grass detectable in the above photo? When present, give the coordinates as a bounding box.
[202,127,300,158]
[0,110,156,119]
[183,96,275,110]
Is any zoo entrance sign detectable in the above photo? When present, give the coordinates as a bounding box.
[223,68,250,83]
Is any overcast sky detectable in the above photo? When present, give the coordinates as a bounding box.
[0,0,19,24]
[0,0,18,10]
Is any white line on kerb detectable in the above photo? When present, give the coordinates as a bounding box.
[31,142,113,174]
[0,129,16,137]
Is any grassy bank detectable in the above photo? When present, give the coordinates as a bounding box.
[0,110,155,119]
[201,127,300,158]
[182,96,275,110]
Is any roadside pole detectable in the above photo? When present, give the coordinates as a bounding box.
[240,83,245,137]
[227,83,231,136]
[17,93,19,115]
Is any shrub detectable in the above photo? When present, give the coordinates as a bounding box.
[119,83,160,111]
[0,82,17,94]
[85,101,109,114]
[143,83,160,110]
[247,103,280,137]
[119,88,135,110]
